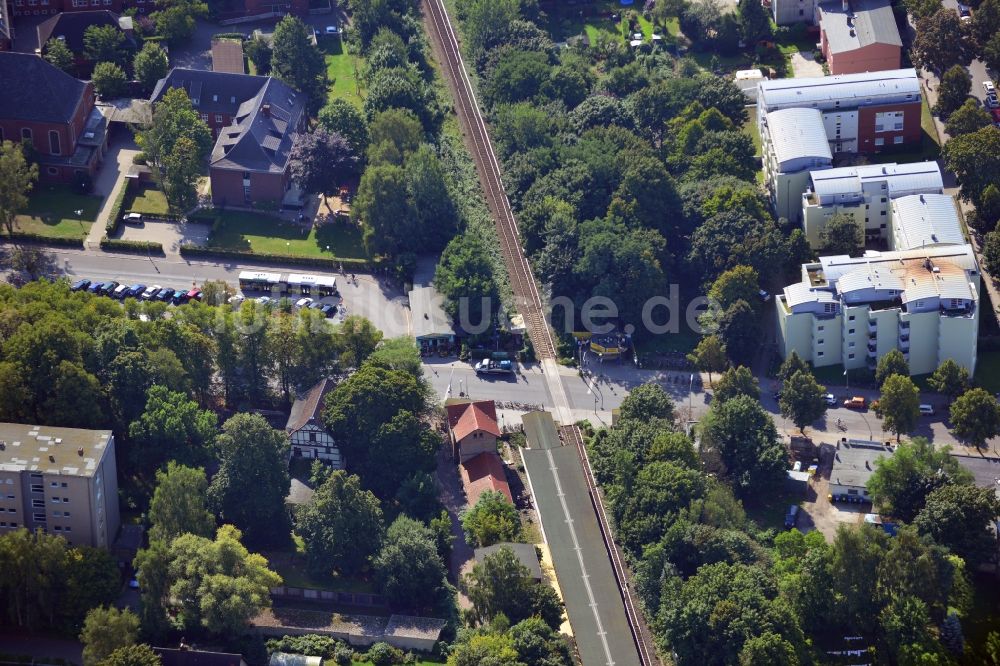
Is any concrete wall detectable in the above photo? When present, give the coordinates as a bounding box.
[773,169,817,223]
[939,310,978,374]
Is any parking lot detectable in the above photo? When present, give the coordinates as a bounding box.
[795,443,870,540]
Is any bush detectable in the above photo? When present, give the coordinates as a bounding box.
[0,232,84,247]
[133,152,147,165]
[367,642,403,666]
[105,183,130,235]
[178,243,378,271]
[100,238,165,254]
[213,32,245,39]
[265,634,348,658]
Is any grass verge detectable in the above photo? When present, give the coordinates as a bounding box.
[12,185,100,239]
[205,210,367,259]
[124,185,170,216]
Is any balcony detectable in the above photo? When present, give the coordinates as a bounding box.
[868,322,877,335]
[900,338,910,351]
[867,348,877,358]
[899,319,910,330]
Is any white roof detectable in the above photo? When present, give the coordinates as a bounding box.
[409,286,455,340]
[784,281,837,307]
[765,108,832,166]
[735,68,764,80]
[238,270,282,283]
[891,194,964,250]
[760,68,920,109]
[836,265,904,295]
[809,161,943,199]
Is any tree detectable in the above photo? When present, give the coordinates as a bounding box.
[133,43,169,95]
[366,108,423,166]
[84,24,126,65]
[148,463,215,543]
[619,383,676,423]
[737,0,772,45]
[364,66,437,130]
[928,359,971,398]
[271,15,327,112]
[708,265,760,311]
[912,9,972,73]
[464,546,564,629]
[986,31,1000,73]
[945,98,994,136]
[880,374,921,442]
[717,300,760,366]
[780,369,827,433]
[138,87,212,202]
[405,144,459,251]
[701,395,788,497]
[867,437,972,521]
[207,413,291,548]
[936,64,973,115]
[984,228,1000,274]
[820,212,864,256]
[950,388,1000,448]
[44,38,75,73]
[916,483,1000,568]
[334,314,383,369]
[152,0,206,44]
[777,351,809,382]
[353,163,415,258]
[92,61,128,99]
[135,525,280,636]
[943,126,1000,204]
[128,385,217,470]
[244,36,272,75]
[373,515,447,612]
[0,140,39,240]
[100,645,161,666]
[461,490,520,547]
[875,349,910,386]
[905,0,941,19]
[366,337,423,377]
[978,184,1000,231]
[509,617,573,666]
[290,129,359,213]
[739,632,799,666]
[296,471,384,577]
[713,366,760,403]
[687,335,727,383]
[318,98,370,155]
[160,135,200,213]
[80,606,139,666]
[461,0,521,56]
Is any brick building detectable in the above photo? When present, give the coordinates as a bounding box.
[818,0,902,75]
[151,68,306,207]
[0,51,108,182]
[37,10,135,73]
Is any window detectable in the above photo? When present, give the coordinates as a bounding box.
[848,342,856,348]
[33,513,46,522]
[47,167,59,176]
[60,482,67,488]
[880,223,887,228]
[62,511,69,517]
[894,136,903,144]
[875,137,885,147]
[0,128,3,142]
[0,522,5,527]
[53,526,61,532]
[817,351,825,357]
[848,315,855,321]
[847,488,858,495]
[51,497,60,503]
[47,130,60,155]
[881,210,886,216]
[5,495,13,500]
[817,325,825,331]
[215,114,223,123]
[62,498,69,503]
[30,485,42,493]
[817,339,825,345]
[799,8,804,14]
[50,482,58,488]
[849,328,855,335]
[10,523,17,528]
[849,353,855,359]
[200,113,208,121]
[31,499,44,508]
[30,473,41,480]
[64,526,71,532]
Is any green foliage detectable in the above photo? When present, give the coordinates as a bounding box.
[945,98,994,137]
[84,25,127,65]
[152,0,206,44]
[821,212,864,256]
[245,36,272,75]
[688,335,728,380]
[983,228,1000,274]
[366,337,423,377]
[867,437,972,521]
[148,462,215,543]
[100,644,162,666]
[928,359,971,398]
[44,38,75,73]
[296,471,385,577]
[708,265,760,311]
[461,490,520,547]
[463,546,564,629]
[265,634,349,659]
[374,516,447,612]
[913,9,973,73]
[779,369,827,433]
[949,387,1000,448]
[879,374,920,441]
[91,62,128,99]
[128,385,217,470]
[618,382,676,422]
[366,642,403,666]
[318,98,370,156]
[915,483,1000,566]
[271,15,326,109]
[737,0,773,44]
[943,126,1000,205]
[713,366,760,404]
[80,606,139,666]
[935,64,973,115]
[700,395,788,497]
[207,413,291,548]
[875,349,910,386]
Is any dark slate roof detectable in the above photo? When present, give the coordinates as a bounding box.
[37,10,125,55]
[0,52,88,124]
[150,67,269,115]
[285,377,335,433]
[210,77,305,174]
[820,0,902,54]
[153,648,244,666]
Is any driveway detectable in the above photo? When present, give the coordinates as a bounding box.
[86,140,140,248]
[118,219,212,254]
[790,51,824,78]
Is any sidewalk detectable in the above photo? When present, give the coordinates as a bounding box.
[85,140,140,249]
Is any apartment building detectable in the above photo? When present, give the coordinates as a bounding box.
[817,0,902,75]
[889,193,965,251]
[0,423,120,548]
[800,161,944,243]
[776,244,979,375]
[761,107,834,222]
[758,69,922,155]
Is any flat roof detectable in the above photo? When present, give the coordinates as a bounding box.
[0,423,112,477]
[765,108,833,166]
[211,38,245,75]
[819,0,901,54]
[760,68,920,109]
[831,440,893,489]
[891,194,965,251]
[809,161,943,199]
[409,286,455,340]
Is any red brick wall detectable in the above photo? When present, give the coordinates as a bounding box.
[210,166,289,206]
[826,42,901,75]
[857,101,922,153]
[0,81,92,157]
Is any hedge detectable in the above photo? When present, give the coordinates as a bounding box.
[179,244,377,271]
[213,32,246,40]
[0,233,84,248]
[105,182,130,235]
[100,237,165,254]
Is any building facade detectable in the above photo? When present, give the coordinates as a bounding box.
[761,107,834,222]
[285,378,343,466]
[776,245,980,375]
[0,423,120,548]
[800,161,944,243]
[445,399,501,463]
[771,0,817,25]
[830,439,893,499]
[818,0,902,75]
[0,52,107,182]
[758,69,922,155]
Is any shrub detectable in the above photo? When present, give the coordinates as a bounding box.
[367,642,403,666]
[100,238,164,254]
[105,183,130,235]
[178,244,378,271]
[0,232,84,247]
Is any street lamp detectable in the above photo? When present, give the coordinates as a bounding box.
[689,373,694,417]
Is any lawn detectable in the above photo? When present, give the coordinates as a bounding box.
[318,35,364,108]
[974,350,1000,394]
[331,660,444,666]
[123,185,170,216]
[206,210,368,259]
[542,0,678,45]
[10,184,101,239]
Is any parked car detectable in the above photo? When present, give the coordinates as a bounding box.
[992,108,1000,126]
[142,285,162,300]
[157,287,175,302]
[843,396,867,409]
[256,296,272,305]
[919,404,935,415]
[123,212,142,224]
[228,294,245,306]
[958,4,972,21]
[758,289,771,302]
[983,81,995,96]
[320,303,335,316]
[126,284,146,298]
[986,93,999,109]
[87,281,103,294]
[308,300,324,309]
[325,24,339,34]
[171,289,189,304]
[784,505,800,530]
[186,289,202,301]
[823,393,836,406]
[113,284,130,299]
[475,359,515,375]
[98,281,118,295]
[70,279,91,292]
[295,297,314,308]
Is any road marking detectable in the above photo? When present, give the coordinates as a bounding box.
[545,446,616,666]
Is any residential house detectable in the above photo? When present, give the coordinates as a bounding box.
[830,439,894,500]
[474,542,543,582]
[888,193,965,251]
[154,647,246,666]
[0,52,108,182]
[817,0,902,75]
[36,10,134,72]
[445,399,501,463]
[776,244,980,375]
[771,0,817,25]
[284,377,343,467]
[150,68,306,207]
[761,107,834,222]
[800,161,944,243]
[758,69,922,154]
[459,451,513,506]
[0,422,120,548]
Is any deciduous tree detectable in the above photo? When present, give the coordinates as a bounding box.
[915,484,1000,567]
[950,388,1000,448]
[128,385,217,470]
[780,369,827,433]
[701,395,788,497]
[91,62,128,98]
[945,98,993,136]
[867,437,971,521]
[461,490,520,547]
[84,25,127,66]
[270,15,327,111]
[464,546,563,629]
[936,64,973,115]
[148,462,215,543]
[101,645,161,666]
[80,606,139,666]
[713,366,760,404]
[317,98,370,155]
[875,349,910,386]
[289,129,359,213]
[879,374,920,441]
[912,9,972,73]
[373,515,447,612]
[821,212,864,256]
[133,43,169,95]
[928,359,971,397]
[942,125,1000,204]
[688,335,727,383]
[44,38,75,73]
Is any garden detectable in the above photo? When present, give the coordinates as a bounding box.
[123,183,171,217]
[9,184,101,240]
[204,209,368,260]
[318,34,365,108]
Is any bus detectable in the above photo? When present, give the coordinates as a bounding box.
[238,271,338,297]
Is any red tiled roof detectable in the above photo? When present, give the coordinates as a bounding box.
[446,400,501,442]
[460,452,512,506]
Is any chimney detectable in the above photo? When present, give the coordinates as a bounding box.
[48,455,55,463]
[261,104,271,117]
[842,0,849,11]
[77,447,84,456]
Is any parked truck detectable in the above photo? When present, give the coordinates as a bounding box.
[475,359,514,375]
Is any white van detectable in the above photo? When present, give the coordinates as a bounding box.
[919,404,935,416]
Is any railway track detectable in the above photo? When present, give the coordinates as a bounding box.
[423,2,658,663]
[423,0,555,361]
[560,425,659,666]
